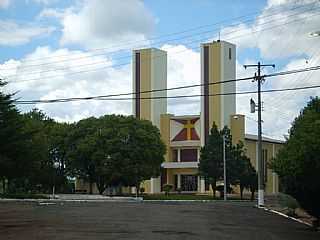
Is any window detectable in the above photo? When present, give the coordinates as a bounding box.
[180,149,197,162]
[228,48,232,60]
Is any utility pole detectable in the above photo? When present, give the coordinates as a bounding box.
[244,62,275,207]
[223,135,227,201]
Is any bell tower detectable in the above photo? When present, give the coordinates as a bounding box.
[132,48,167,129]
[200,40,236,145]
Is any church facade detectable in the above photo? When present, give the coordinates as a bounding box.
[75,40,283,195]
[133,41,283,195]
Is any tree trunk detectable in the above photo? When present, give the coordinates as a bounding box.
[89,180,93,194]
[96,181,105,195]
[250,188,255,201]
[240,184,244,200]
[7,178,10,194]
[2,178,5,193]
[135,183,140,197]
[211,180,216,198]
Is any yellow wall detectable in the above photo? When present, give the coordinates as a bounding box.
[75,179,99,194]
[160,114,172,162]
[139,49,151,121]
[230,114,245,145]
[244,139,283,194]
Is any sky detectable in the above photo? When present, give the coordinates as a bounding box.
[0,0,319,140]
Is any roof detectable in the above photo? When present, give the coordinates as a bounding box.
[170,114,200,120]
[245,134,284,144]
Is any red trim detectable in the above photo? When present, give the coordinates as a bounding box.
[172,129,187,141]
[172,118,200,141]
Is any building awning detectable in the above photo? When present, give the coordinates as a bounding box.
[161,162,199,169]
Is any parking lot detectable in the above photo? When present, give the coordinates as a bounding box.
[0,201,319,239]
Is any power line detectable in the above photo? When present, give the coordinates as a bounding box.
[1,0,317,69]
[6,9,320,84]
[13,65,320,104]
[15,84,320,105]
[264,65,320,78]
[15,75,255,103]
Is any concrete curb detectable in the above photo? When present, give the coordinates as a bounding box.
[143,199,253,203]
[0,197,143,203]
[259,206,314,227]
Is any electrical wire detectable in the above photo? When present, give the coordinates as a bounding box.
[4,2,318,79]
[1,0,317,69]
[6,9,320,84]
[12,65,320,104]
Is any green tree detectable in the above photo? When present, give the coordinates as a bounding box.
[199,124,257,199]
[67,115,166,195]
[271,97,320,218]
[22,109,70,193]
[238,155,257,200]
[0,81,31,193]
[67,117,100,194]
[199,123,223,197]
[222,127,239,188]
[118,116,166,195]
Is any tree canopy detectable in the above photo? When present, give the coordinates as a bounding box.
[67,115,166,194]
[1,81,166,196]
[271,97,320,218]
[199,123,257,198]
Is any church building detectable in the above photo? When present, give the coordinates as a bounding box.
[75,40,283,195]
[133,41,283,195]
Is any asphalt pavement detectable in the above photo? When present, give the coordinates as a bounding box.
[0,201,319,239]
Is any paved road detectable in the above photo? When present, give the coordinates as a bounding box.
[0,201,319,239]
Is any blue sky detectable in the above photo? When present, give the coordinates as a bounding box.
[0,0,319,139]
[0,0,267,62]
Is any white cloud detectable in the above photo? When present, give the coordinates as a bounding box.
[1,46,132,122]
[267,0,316,8]
[0,20,55,46]
[0,44,201,122]
[162,44,201,116]
[0,0,10,8]
[38,8,66,19]
[221,0,320,59]
[236,55,320,139]
[217,0,320,139]
[59,0,155,49]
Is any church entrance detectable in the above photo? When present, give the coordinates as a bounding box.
[181,175,198,191]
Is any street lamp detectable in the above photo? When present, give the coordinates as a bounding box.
[309,31,320,37]
[223,134,227,201]
[52,162,59,199]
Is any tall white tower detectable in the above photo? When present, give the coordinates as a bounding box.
[200,40,236,145]
[132,48,167,129]
[132,48,167,193]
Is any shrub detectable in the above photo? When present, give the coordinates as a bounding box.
[139,187,145,195]
[163,184,173,196]
[278,193,300,210]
